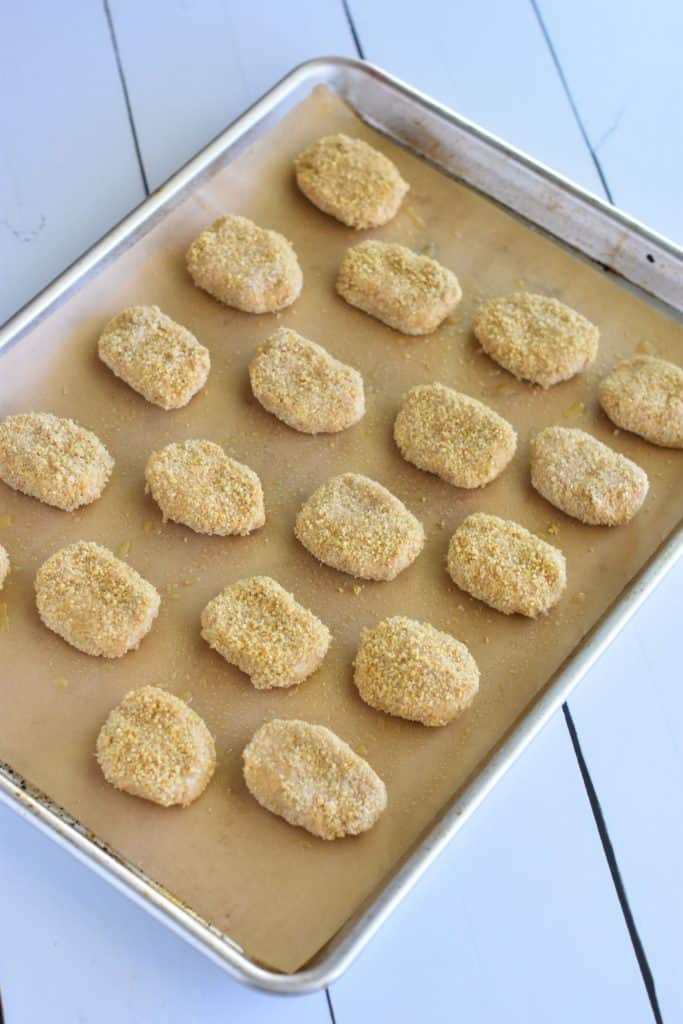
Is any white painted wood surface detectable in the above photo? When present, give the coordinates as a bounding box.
[0,2,680,1021]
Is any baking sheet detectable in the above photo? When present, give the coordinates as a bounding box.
[0,85,681,974]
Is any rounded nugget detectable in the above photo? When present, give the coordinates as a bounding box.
[35,541,160,657]
[200,576,330,690]
[530,426,649,526]
[394,383,517,488]
[447,512,567,618]
[0,543,9,589]
[294,133,409,229]
[186,214,302,313]
[97,305,210,410]
[336,240,462,335]
[0,412,113,511]
[295,472,424,581]
[145,440,264,536]
[598,355,683,448]
[96,686,216,808]
[473,292,599,387]
[249,327,365,434]
[243,718,387,840]
[354,616,480,727]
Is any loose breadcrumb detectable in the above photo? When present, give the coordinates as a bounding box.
[35,541,160,657]
[394,383,517,488]
[295,472,425,581]
[0,543,9,589]
[473,292,599,387]
[145,440,265,536]
[530,426,649,526]
[447,512,567,618]
[97,305,210,410]
[243,718,387,839]
[598,355,683,448]
[201,576,330,689]
[186,215,302,313]
[294,133,409,229]
[96,686,216,807]
[249,327,365,433]
[354,616,480,727]
[0,412,113,511]
[336,240,462,335]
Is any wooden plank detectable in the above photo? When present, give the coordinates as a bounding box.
[107,0,356,189]
[331,714,653,1022]
[0,0,145,326]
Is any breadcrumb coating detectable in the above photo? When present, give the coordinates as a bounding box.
[473,292,599,387]
[97,305,210,410]
[394,383,517,488]
[0,412,113,511]
[294,133,409,229]
[0,544,9,589]
[35,541,160,657]
[186,215,302,313]
[295,472,425,581]
[145,440,265,536]
[530,426,649,526]
[201,576,330,690]
[447,513,567,618]
[354,616,480,727]
[249,327,365,434]
[96,686,216,808]
[336,240,462,335]
[598,355,683,448]
[243,718,387,840]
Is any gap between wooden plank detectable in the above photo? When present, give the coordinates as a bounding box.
[102,0,149,196]
[341,0,365,59]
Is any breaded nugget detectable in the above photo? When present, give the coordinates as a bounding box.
[35,541,160,657]
[243,718,387,839]
[145,440,264,536]
[336,240,462,335]
[0,543,9,589]
[354,616,480,727]
[98,305,210,410]
[96,686,216,808]
[186,215,302,313]
[249,327,365,434]
[530,426,649,526]
[294,133,409,229]
[473,292,599,387]
[295,472,424,581]
[0,412,113,511]
[598,355,683,448]
[201,576,330,689]
[447,513,567,618]
[394,383,517,488]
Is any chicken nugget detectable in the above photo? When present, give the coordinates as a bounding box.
[598,355,683,448]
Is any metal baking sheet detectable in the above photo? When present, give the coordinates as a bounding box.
[0,58,681,993]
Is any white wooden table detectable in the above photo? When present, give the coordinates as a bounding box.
[1,3,681,1021]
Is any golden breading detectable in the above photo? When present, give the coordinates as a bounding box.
[394,383,517,488]
[530,426,649,526]
[0,412,114,512]
[249,327,365,434]
[473,292,599,387]
[354,616,480,727]
[35,541,160,657]
[145,440,264,536]
[97,305,210,410]
[447,513,567,618]
[186,215,302,313]
[96,686,216,808]
[295,472,425,581]
[0,543,9,590]
[243,718,387,840]
[598,355,683,449]
[336,240,462,335]
[294,133,409,229]
[201,576,330,690]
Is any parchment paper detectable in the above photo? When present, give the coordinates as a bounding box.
[0,86,681,973]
